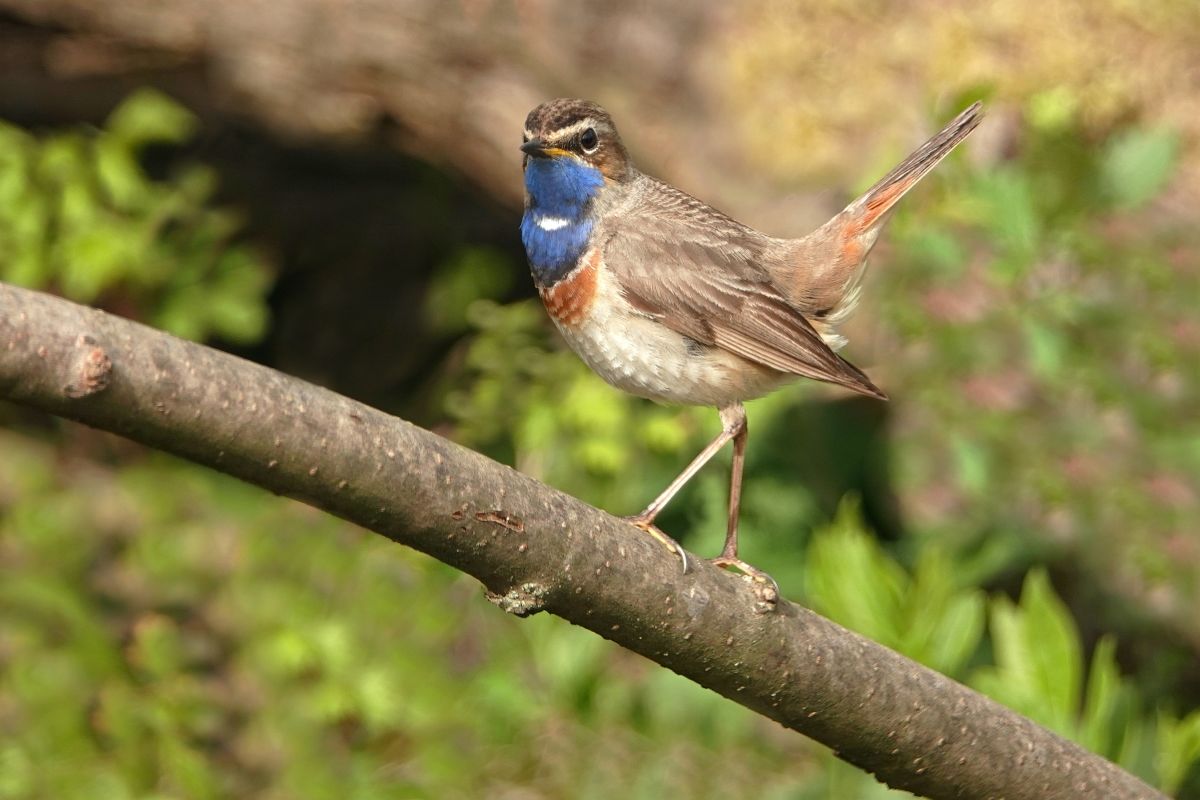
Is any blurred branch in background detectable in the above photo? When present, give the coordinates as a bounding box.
[0,281,1169,800]
[3,0,1200,226]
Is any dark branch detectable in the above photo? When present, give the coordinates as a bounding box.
[0,283,1164,800]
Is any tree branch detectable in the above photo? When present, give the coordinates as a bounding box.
[0,282,1164,800]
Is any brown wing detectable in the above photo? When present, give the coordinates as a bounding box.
[603,178,887,400]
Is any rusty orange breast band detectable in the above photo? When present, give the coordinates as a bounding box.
[539,247,600,327]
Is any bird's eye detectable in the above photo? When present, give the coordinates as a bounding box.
[579,127,599,153]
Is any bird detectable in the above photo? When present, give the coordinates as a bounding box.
[518,97,982,590]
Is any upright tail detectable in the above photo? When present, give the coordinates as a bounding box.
[849,101,984,235]
[784,101,984,347]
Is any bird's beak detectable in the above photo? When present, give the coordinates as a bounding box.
[520,138,570,159]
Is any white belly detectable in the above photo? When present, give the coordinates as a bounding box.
[553,270,787,407]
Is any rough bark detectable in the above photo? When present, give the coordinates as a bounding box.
[0,280,1165,800]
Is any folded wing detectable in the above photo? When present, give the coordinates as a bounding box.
[604,180,887,401]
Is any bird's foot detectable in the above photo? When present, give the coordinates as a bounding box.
[710,555,780,612]
[623,513,689,574]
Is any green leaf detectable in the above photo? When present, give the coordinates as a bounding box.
[204,279,271,343]
[950,435,989,497]
[36,134,88,186]
[4,249,49,289]
[95,139,149,211]
[1019,570,1082,726]
[639,411,689,453]
[915,585,986,676]
[128,614,185,680]
[805,501,907,648]
[971,570,1082,735]
[1026,86,1079,132]
[1157,709,1200,795]
[104,87,198,146]
[971,167,1040,271]
[1078,635,1132,760]
[58,220,146,301]
[425,246,515,334]
[0,745,35,799]
[160,736,220,800]
[1102,128,1179,210]
[1022,318,1067,379]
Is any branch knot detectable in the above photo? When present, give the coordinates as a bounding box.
[64,335,112,398]
[486,582,548,617]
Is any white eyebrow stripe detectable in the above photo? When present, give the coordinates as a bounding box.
[536,216,571,231]
[551,120,595,140]
[544,119,616,146]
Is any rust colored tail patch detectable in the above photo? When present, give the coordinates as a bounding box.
[846,101,984,240]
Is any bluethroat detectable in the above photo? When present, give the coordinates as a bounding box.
[519,98,982,590]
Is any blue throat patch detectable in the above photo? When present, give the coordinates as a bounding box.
[521,156,605,287]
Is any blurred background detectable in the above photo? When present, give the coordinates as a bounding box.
[1,1,1198,797]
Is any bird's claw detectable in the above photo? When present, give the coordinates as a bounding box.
[710,556,780,612]
[623,514,690,574]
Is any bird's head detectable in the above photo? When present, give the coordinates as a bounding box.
[521,99,631,184]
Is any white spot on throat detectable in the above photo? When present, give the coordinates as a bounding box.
[536,215,571,231]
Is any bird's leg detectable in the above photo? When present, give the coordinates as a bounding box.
[626,418,738,525]
[623,404,745,574]
[708,405,779,604]
[716,404,748,562]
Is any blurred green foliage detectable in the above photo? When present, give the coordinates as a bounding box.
[3,84,1200,799]
[0,89,271,343]
[0,431,833,799]
[804,501,986,677]
[811,507,1200,796]
[3,432,1197,798]
[877,100,1200,642]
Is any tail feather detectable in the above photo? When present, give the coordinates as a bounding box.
[847,100,984,235]
[784,101,984,343]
